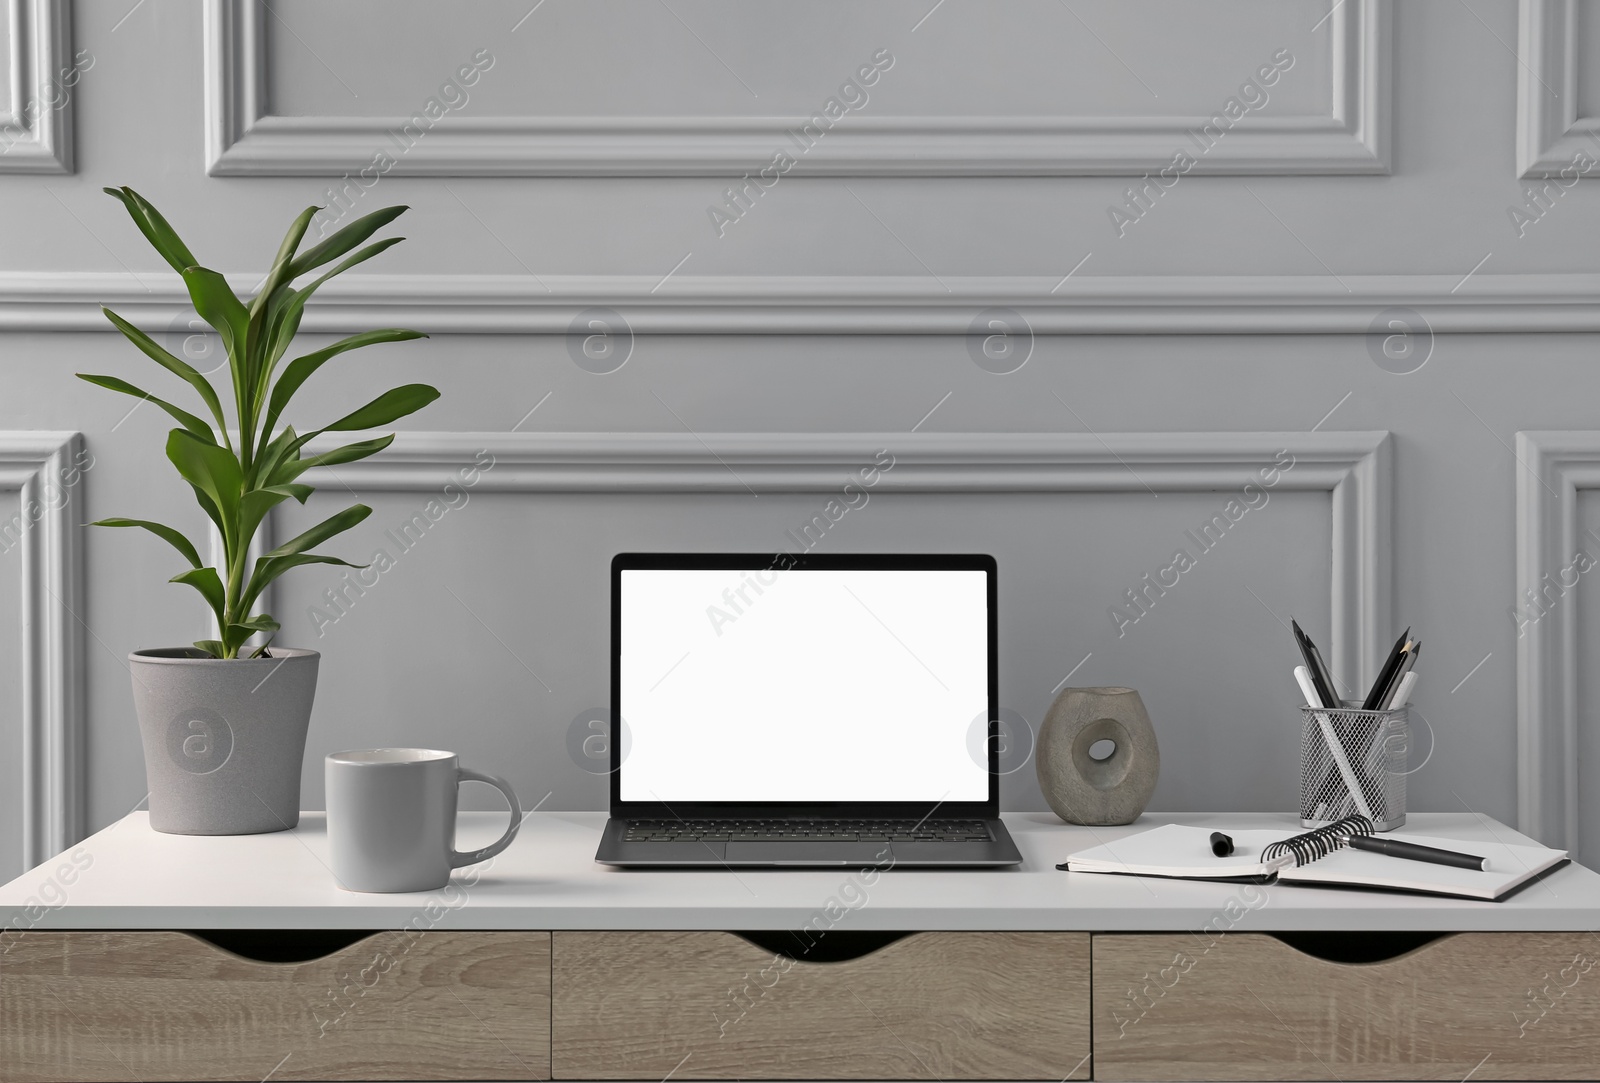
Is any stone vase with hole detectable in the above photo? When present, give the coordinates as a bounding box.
[129,647,319,834]
[1036,686,1159,826]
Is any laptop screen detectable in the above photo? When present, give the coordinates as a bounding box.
[614,557,994,808]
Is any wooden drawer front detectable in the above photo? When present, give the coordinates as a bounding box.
[552,930,1090,1080]
[0,930,551,1082]
[1094,932,1600,1081]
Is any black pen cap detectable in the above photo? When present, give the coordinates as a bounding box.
[1210,831,1235,857]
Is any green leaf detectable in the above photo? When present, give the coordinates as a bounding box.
[262,284,305,374]
[243,505,371,632]
[245,205,321,398]
[248,236,409,425]
[165,429,243,547]
[192,639,226,659]
[320,384,440,432]
[223,613,281,659]
[261,237,405,384]
[180,266,248,355]
[303,236,403,294]
[76,374,215,442]
[232,484,312,556]
[237,487,295,550]
[182,266,253,451]
[251,281,311,431]
[98,307,229,434]
[250,206,319,322]
[221,625,247,658]
[241,552,366,614]
[229,615,280,659]
[287,205,407,279]
[88,517,203,568]
[265,482,314,504]
[290,239,405,326]
[251,425,301,490]
[232,613,281,633]
[187,482,228,542]
[259,552,366,576]
[104,187,199,275]
[170,566,226,627]
[263,504,372,560]
[274,435,394,484]
[261,330,426,440]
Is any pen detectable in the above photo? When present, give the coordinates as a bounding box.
[1348,835,1488,871]
[1292,619,1340,711]
[1390,670,1418,709]
[1293,664,1325,709]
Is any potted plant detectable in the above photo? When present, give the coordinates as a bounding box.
[79,187,438,834]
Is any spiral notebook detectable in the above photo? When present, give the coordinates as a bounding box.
[1060,820,1568,901]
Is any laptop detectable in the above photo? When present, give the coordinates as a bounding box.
[595,552,1023,867]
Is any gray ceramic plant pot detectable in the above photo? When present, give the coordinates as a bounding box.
[129,647,319,835]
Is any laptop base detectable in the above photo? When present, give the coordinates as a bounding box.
[595,817,1023,868]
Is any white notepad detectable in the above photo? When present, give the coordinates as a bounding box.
[1063,824,1569,901]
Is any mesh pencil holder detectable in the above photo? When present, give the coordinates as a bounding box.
[1298,703,1407,831]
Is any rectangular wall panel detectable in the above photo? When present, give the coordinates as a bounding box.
[251,430,1389,816]
[206,0,1389,175]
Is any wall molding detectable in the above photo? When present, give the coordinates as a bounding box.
[1518,0,1578,177]
[11,270,1600,335]
[1516,0,1600,178]
[1,0,73,173]
[0,432,85,872]
[203,0,1389,177]
[260,430,1391,698]
[1514,431,1600,853]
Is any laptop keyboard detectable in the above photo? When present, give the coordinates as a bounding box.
[622,819,991,843]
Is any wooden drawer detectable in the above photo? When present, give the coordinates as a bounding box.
[0,930,551,1082]
[1093,932,1600,1081]
[552,930,1090,1080]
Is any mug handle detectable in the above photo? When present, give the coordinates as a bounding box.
[449,767,523,868]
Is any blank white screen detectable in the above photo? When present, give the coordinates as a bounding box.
[620,567,990,803]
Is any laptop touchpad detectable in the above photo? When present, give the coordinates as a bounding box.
[725,842,886,865]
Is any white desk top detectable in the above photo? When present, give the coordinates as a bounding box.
[3,811,1595,932]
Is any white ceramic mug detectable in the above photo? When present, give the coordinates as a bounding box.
[326,748,522,893]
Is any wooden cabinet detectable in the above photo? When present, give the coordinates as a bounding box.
[0,931,551,1082]
[1092,932,1600,1081]
[10,928,1600,1081]
[552,930,1092,1080]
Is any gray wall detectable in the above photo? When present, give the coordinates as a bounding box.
[3,0,1597,877]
